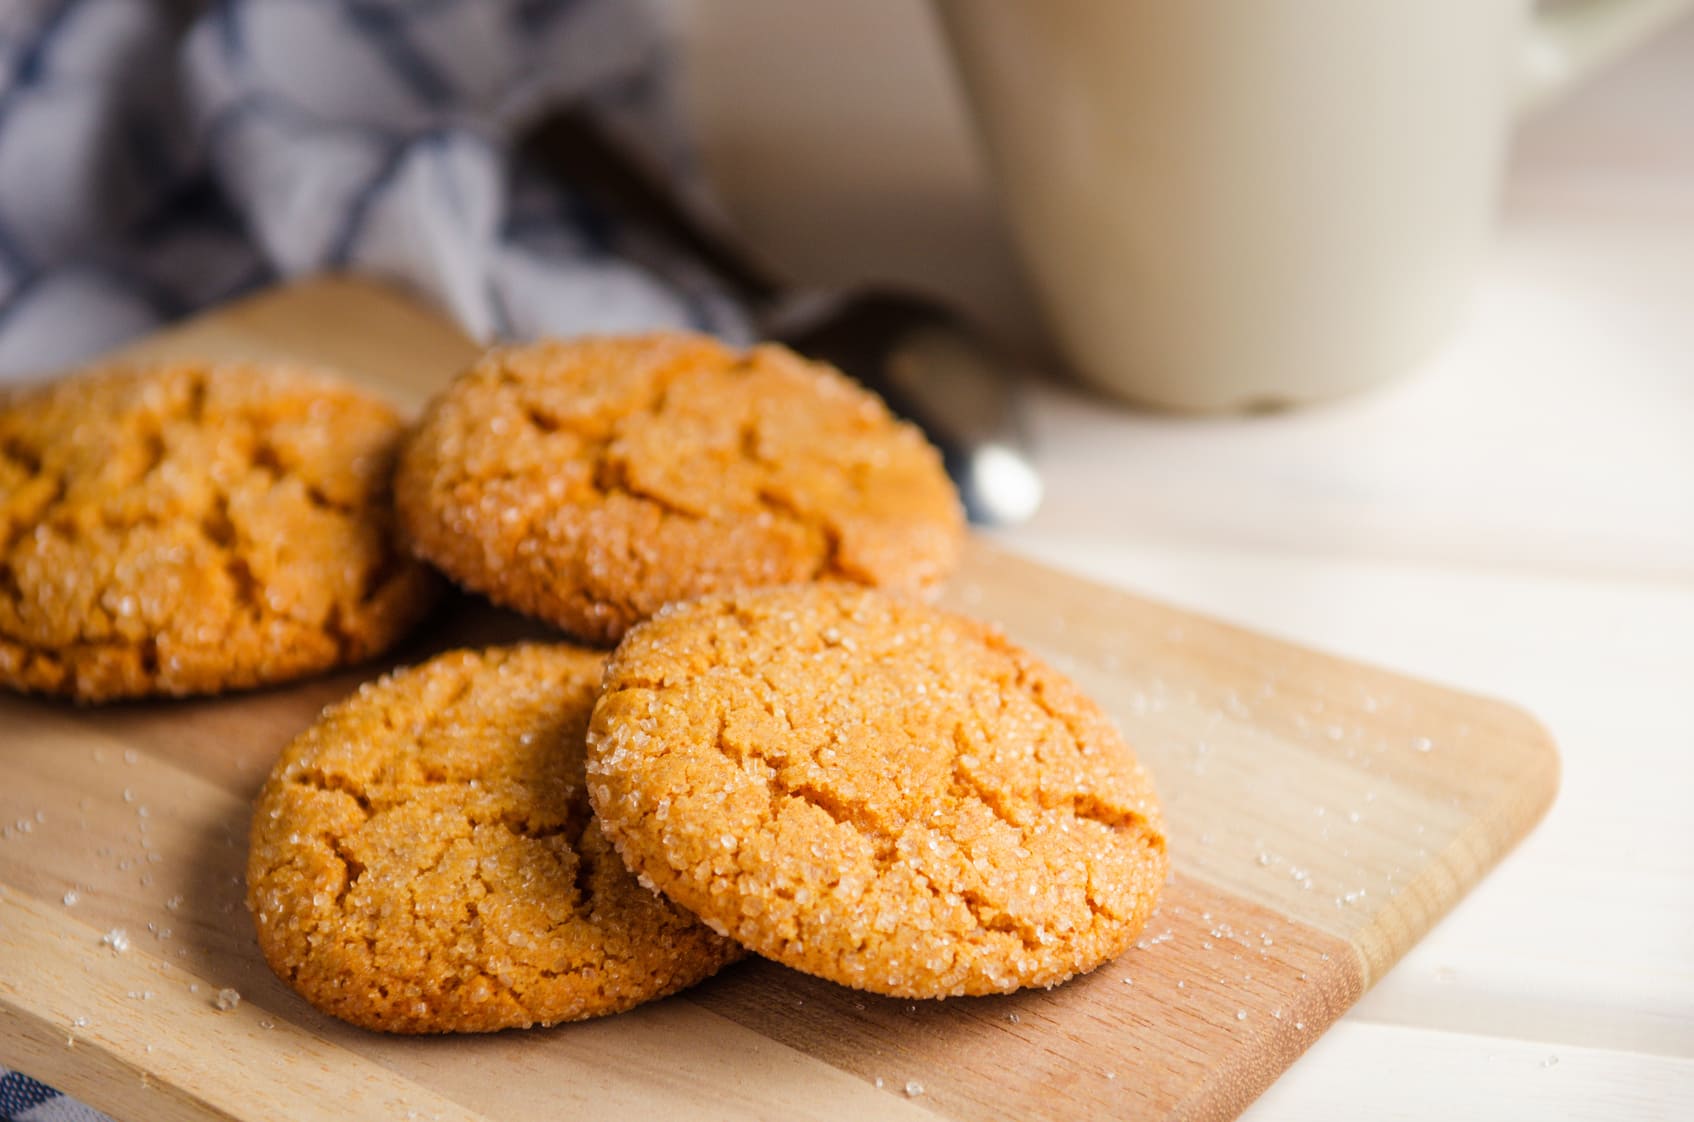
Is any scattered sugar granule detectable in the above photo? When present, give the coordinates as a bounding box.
[214,988,241,1012]
[102,928,130,953]
[904,1081,924,1098]
[62,890,78,907]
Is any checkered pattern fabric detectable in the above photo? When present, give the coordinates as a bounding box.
[0,0,748,383]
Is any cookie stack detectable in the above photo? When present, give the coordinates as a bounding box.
[0,336,1167,1034]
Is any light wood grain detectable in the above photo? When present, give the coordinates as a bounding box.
[0,278,1559,1121]
[1,889,494,1122]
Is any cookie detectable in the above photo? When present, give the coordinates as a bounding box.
[394,334,963,644]
[587,584,1168,999]
[0,361,437,702]
[247,643,743,1033]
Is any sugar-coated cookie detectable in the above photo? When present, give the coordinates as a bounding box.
[247,644,743,1033]
[0,361,437,701]
[394,334,963,644]
[587,584,1168,999]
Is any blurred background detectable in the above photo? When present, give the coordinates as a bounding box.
[665,0,1046,353]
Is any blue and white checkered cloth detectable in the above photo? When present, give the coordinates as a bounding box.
[0,1070,109,1122]
[1,0,744,1117]
[0,0,750,385]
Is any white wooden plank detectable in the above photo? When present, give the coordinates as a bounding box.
[1245,1021,1693,1122]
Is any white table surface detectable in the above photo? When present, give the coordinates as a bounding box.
[675,5,1694,1117]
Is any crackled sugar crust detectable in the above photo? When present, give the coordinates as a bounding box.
[0,362,437,701]
[246,644,743,1034]
[588,585,1169,999]
[394,334,964,645]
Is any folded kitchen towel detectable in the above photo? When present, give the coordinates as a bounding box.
[0,0,749,384]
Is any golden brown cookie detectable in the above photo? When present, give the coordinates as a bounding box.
[247,644,743,1033]
[587,584,1168,999]
[0,361,437,702]
[394,334,963,644]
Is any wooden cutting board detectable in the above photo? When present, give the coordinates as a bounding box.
[0,277,1559,1122]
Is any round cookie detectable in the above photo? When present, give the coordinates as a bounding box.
[0,361,437,702]
[247,644,743,1033]
[587,584,1169,999]
[394,334,963,645]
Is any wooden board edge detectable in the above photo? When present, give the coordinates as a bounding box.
[965,536,1565,774]
[1352,702,1561,986]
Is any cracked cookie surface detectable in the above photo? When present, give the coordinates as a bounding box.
[0,361,437,701]
[587,584,1169,999]
[247,643,743,1033]
[394,334,963,645]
